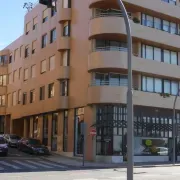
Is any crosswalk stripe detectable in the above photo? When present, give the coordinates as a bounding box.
[38,160,66,168]
[26,160,53,168]
[13,160,38,169]
[0,161,21,170]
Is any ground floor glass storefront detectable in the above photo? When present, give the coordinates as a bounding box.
[95,104,180,158]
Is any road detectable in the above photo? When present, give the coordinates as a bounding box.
[1,166,180,180]
[1,147,180,179]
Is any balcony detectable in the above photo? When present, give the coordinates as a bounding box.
[88,81,180,109]
[89,14,180,49]
[58,8,72,22]
[89,0,180,19]
[58,66,70,79]
[57,37,71,51]
[88,48,180,79]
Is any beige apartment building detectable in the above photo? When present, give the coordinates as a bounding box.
[1,0,180,163]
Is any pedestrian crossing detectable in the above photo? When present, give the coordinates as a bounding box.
[0,159,68,172]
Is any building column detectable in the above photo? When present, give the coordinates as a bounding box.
[48,114,52,150]
[37,116,43,142]
[23,119,28,138]
[84,106,96,161]
[57,112,63,152]
[29,117,33,138]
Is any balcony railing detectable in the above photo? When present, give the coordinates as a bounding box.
[90,80,140,90]
[93,46,127,52]
[92,11,132,19]
[91,80,127,86]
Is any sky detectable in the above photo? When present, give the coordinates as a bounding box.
[0,0,37,50]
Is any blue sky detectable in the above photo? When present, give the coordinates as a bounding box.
[0,0,37,50]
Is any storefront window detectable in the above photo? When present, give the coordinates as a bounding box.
[134,137,168,156]
[96,104,179,156]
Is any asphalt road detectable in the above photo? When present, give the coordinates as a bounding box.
[1,147,180,179]
[0,166,180,180]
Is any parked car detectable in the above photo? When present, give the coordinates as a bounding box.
[18,138,50,155]
[4,134,21,147]
[0,135,8,156]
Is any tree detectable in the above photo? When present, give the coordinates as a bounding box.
[23,2,34,12]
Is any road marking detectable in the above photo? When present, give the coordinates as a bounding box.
[38,160,66,168]
[0,161,21,170]
[26,160,53,168]
[13,160,38,169]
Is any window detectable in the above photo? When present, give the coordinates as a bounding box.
[142,76,179,95]
[62,50,70,66]
[41,60,46,73]
[0,75,7,86]
[0,95,5,106]
[8,73,12,84]
[42,34,47,48]
[26,22,31,35]
[48,83,54,98]
[19,68,22,80]
[50,28,56,43]
[42,9,48,23]
[25,45,29,58]
[93,73,128,86]
[31,65,36,78]
[40,86,45,100]
[49,55,55,70]
[142,44,178,65]
[51,8,56,16]
[0,55,8,65]
[18,90,21,104]
[12,92,16,106]
[142,14,177,34]
[9,54,12,64]
[62,0,71,8]
[24,68,28,81]
[33,17,37,30]
[13,70,18,82]
[60,80,68,96]
[32,40,37,54]
[30,90,35,103]
[63,22,70,36]
[14,49,18,61]
[95,39,127,51]
[22,93,27,105]
[7,94,11,107]
[20,45,23,57]
[161,0,176,5]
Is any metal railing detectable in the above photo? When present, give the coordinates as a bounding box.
[92,11,131,19]
[93,46,127,52]
[90,80,128,86]
[90,80,140,90]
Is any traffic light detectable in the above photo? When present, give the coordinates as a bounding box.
[39,0,53,8]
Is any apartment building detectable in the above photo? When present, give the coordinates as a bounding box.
[1,0,180,163]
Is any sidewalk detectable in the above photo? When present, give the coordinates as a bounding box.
[41,154,180,169]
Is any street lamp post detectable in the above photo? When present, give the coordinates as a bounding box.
[116,1,133,180]
[172,90,180,165]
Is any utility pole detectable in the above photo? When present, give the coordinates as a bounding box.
[116,1,133,180]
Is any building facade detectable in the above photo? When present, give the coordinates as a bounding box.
[1,0,180,163]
